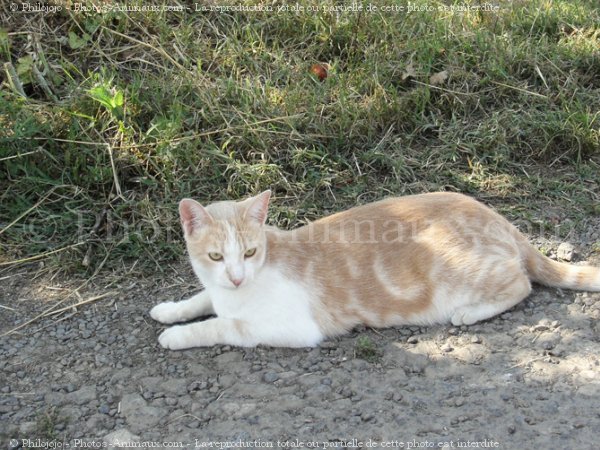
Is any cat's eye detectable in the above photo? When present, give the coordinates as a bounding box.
[208,252,223,261]
[244,248,257,258]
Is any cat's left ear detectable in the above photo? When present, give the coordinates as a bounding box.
[245,190,271,225]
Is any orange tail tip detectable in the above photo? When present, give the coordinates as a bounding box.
[525,246,600,291]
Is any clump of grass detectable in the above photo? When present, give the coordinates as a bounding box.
[0,0,599,276]
[354,335,382,363]
[34,407,65,440]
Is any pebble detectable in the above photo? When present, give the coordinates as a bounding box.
[263,372,279,383]
[407,336,418,344]
[557,242,575,261]
[470,335,482,344]
[441,343,454,353]
[99,404,110,414]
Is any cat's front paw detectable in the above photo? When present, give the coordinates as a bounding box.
[150,302,181,324]
[158,326,192,350]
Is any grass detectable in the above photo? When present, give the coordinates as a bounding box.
[354,335,382,363]
[34,407,63,441]
[0,0,599,277]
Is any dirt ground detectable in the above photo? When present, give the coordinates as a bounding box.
[1,231,599,450]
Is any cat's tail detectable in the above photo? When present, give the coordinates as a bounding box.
[524,245,600,291]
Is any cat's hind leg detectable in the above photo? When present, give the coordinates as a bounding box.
[451,273,531,326]
[150,291,214,324]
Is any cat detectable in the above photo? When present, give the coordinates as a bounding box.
[150,190,600,350]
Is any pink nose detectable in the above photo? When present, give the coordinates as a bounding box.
[231,278,243,287]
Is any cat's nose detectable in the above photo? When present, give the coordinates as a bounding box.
[231,277,243,287]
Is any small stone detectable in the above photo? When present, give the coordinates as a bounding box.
[448,327,459,336]
[68,386,97,405]
[99,404,110,414]
[119,393,166,432]
[263,372,279,383]
[470,335,482,344]
[557,242,575,261]
[361,412,375,422]
[407,336,418,344]
[542,341,555,350]
[441,343,453,353]
[319,341,337,349]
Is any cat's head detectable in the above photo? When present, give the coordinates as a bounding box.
[179,190,271,290]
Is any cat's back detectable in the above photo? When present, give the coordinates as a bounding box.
[290,192,503,242]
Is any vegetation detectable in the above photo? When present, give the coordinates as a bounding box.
[1,0,599,277]
[354,335,382,363]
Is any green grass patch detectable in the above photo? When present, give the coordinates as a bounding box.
[1,0,599,276]
[354,335,382,363]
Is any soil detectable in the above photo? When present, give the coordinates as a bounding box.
[1,229,599,450]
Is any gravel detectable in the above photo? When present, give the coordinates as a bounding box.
[1,231,599,448]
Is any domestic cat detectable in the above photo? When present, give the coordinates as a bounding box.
[150,190,600,349]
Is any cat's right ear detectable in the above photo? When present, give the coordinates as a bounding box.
[179,199,213,236]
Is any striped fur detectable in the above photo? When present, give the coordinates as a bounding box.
[151,191,599,349]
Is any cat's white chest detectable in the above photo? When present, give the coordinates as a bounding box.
[205,267,324,347]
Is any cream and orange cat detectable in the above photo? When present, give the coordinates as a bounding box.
[150,191,600,349]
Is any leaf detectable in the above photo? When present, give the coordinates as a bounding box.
[16,55,33,76]
[88,85,113,109]
[429,70,449,86]
[68,31,89,50]
[111,91,124,108]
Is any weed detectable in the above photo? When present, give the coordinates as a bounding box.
[354,335,382,363]
[34,407,63,441]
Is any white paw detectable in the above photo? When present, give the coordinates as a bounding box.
[158,326,191,350]
[451,307,481,326]
[150,302,181,324]
[451,309,472,326]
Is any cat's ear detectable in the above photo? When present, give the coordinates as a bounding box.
[245,190,271,225]
[179,199,213,236]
